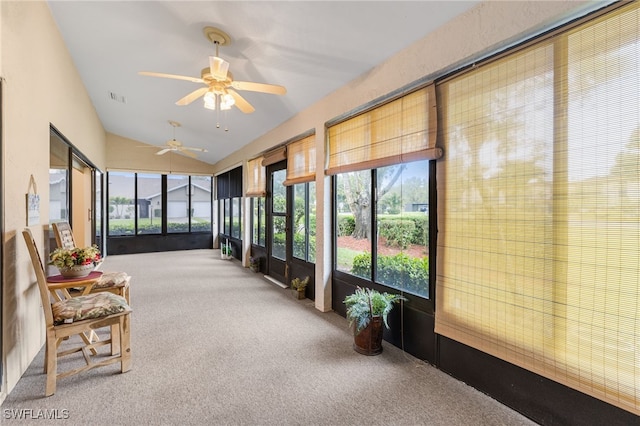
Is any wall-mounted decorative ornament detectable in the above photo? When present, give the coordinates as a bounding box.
[26,174,40,226]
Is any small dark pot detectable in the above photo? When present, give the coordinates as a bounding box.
[249,256,261,273]
[353,316,383,356]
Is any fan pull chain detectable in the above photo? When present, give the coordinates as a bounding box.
[216,98,221,128]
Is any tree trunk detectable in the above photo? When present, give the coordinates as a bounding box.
[352,204,371,239]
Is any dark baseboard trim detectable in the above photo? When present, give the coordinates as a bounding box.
[107,233,212,255]
[437,336,637,426]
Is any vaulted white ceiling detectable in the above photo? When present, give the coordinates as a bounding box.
[47,1,479,165]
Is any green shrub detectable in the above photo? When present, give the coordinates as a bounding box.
[377,214,428,247]
[351,252,372,279]
[191,221,212,232]
[108,223,135,235]
[167,222,189,232]
[351,252,428,297]
[293,233,316,261]
[378,219,415,249]
[337,215,355,237]
[137,223,161,234]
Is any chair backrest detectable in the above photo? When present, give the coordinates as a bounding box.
[52,221,76,250]
[22,229,55,327]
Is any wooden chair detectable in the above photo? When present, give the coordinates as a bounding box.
[23,228,132,396]
[51,221,131,304]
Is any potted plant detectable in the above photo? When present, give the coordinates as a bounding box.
[343,287,406,355]
[249,256,261,273]
[49,245,102,278]
[290,276,309,300]
[221,239,233,260]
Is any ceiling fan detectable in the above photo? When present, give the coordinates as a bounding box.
[138,27,286,114]
[145,121,207,159]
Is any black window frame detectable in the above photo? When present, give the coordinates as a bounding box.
[216,166,243,246]
[107,172,213,237]
[332,160,435,314]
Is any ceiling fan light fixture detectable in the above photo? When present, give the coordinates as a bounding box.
[203,91,217,110]
[220,93,235,110]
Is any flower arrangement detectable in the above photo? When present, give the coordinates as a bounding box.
[49,245,102,269]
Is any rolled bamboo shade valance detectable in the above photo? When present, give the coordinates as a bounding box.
[284,134,316,186]
[245,157,266,197]
[261,146,287,167]
[326,84,440,175]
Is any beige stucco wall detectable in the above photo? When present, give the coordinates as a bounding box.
[1,0,600,402]
[106,132,214,175]
[1,1,108,399]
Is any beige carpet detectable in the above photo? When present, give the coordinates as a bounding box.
[2,249,538,425]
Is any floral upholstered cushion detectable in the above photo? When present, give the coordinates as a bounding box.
[93,271,130,289]
[52,292,130,325]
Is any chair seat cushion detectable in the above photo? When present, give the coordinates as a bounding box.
[93,271,130,289]
[52,292,130,325]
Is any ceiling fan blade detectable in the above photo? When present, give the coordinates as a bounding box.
[176,87,208,106]
[227,89,255,114]
[177,149,197,158]
[156,148,171,156]
[230,80,286,95]
[139,71,204,84]
[184,147,208,153]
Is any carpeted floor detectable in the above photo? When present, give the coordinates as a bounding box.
[2,249,539,425]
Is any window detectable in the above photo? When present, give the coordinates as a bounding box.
[376,162,429,294]
[167,175,189,233]
[108,172,211,236]
[222,199,230,235]
[293,181,316,263]
[231,197,241,239]
[95,170,103,251]
[336,170,371,277]
[247,157,266,248]
[435,2,640,415]
[49,134,69,224]
[217,166,243,243]
[137,173,162,234]
[281,133,317,263]
[108,172,135,236]
[329,86,437,299]
[191,176,212,232]
[335,160,430,298]
[252,197,266,246]
[271,168,286,260]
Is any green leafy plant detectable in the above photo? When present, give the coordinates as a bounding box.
[291,276,309,291]
[221,243,232,256]
[343,287,406,335]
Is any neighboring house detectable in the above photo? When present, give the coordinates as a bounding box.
[106,174,211,220]
[145,183,212,219]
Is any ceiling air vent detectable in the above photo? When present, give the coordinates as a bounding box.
[108,91,127,104]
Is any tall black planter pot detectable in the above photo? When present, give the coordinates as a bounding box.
[353,316,384,356]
